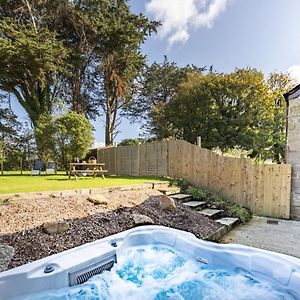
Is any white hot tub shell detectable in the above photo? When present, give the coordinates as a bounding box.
[0,225,300,299]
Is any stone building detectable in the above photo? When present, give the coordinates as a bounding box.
[285,84,300,219]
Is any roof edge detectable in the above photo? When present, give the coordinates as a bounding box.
[284,84,300,101]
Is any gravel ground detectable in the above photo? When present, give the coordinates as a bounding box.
[0,186,221,270]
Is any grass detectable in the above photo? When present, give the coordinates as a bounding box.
[0,171,167,194]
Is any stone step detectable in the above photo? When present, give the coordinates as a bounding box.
[197,208,223,219]
[216,217,239,230]
[170,194,193,202]
[158,188,181,195]
[183,201,207,210]
[204,226,227,242]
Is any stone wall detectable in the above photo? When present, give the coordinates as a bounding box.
[286,97,300,219]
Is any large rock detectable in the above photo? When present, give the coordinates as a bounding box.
[0,243,14,272]
[132,213,154,225]
[87,195,108,205]
[159,195,176,212]
[43,220,69,234]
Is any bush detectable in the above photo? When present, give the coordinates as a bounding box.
[209,196,252,223]
[186,187,210,201]
[35,112,93,169]
[227,203,252,223]
[170,182,252,223]
[168,178,189,193]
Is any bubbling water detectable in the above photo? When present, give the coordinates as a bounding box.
[20,246,296,300]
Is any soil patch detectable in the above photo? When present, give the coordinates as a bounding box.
[0,187,221,270]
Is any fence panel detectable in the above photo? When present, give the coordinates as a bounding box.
[97,140,291,218]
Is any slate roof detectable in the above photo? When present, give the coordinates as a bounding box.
[284,84,300,101]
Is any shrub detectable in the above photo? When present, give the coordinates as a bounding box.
[227,204,252,224]
[35,112,93,169]
[168,178,189,193]
[210,197,252,223]
[168,181,252,223]
[186,187,210,201]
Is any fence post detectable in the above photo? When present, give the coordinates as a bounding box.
[197,136,201,147]
[137,143,140,176]
[114,146,118,175]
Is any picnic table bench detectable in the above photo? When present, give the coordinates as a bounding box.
[68,162,108,180]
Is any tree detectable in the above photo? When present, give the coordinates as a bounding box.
[3,124,36,173]
[118,138,145,146]
[95,0,159,145]
[0,94,21,174]
[0,0,159,147]
[266,72,298,162]
[124,57,204,139]
[35,112,93,169]
[165,68,276,158]
[0,19,68,126]
[54,112,93,168]
[35,114,56,163]
[0,95,19,136]
[51,0,102,119]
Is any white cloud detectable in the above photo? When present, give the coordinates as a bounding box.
[146,0,228,46]
[168,28,190,46]
[288,65,300,83]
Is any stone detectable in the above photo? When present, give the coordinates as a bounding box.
[170,194,192,202]
[183,201,206,209]
[159,195,176,212]
[0,198,10,205]
[0,243,14,272]
[216,217,239,230]
[49,193,59,198]
[197,208,223,219]
[158,187,181,195]
[132,214,154,225]
[87,195,108,205]
[205,226,227,241]
[43,220,69,234]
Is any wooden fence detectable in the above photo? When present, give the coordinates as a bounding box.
[97,140,292,219]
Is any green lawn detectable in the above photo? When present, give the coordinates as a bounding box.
[0,171,167,194]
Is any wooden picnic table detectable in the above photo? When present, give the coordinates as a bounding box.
[68,162,108,180]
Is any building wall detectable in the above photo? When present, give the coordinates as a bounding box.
[286,97,300,219]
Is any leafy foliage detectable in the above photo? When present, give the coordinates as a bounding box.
[0,0,159,147]
[0,95,20,137]
[118,138,145,146]
[124,57,204,138]
[35,112,93,168]
[54,112,93,167]
[266,72,298,162]
[127,66,295,162]
[160,69,294,162]
[167,69,272,149]
[35,114,56,162]
[183,184,252,223]
[3,125,36,171]
[0,94,21,173]
[186,187,210,201]
[95,0,160,145]
[0,19,68,124]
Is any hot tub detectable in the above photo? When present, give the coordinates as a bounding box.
[0,226,299,299]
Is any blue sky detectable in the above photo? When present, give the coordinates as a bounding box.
[8,0,300,146]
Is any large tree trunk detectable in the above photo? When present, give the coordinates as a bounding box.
[72,69,83,113]
[105,106,113,146]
